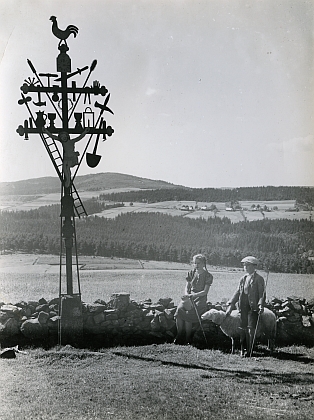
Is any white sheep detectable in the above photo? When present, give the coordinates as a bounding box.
[201,308,276,355]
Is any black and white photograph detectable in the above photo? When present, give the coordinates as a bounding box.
[0,1,313,419]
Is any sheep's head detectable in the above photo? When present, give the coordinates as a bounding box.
[201,309,226,325]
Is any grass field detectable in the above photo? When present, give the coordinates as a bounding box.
[1,344,314,420]
[0,254,313,305]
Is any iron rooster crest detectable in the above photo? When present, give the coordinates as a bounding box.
[50,16,79,46]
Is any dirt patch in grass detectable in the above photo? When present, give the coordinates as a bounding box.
[1,344,313,420]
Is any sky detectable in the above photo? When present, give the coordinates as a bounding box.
[0,0,313,188]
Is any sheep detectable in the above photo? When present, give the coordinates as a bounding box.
[201,308,276,355]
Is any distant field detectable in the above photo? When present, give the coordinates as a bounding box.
[0,193,312,221]
[93,199,312,222]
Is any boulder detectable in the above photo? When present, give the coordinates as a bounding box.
[47,315,60,329]
[145,310,155,320]
[24,307,33,317]
[108,293,130,311]
[127,302,139,311]
[158,313,168,329]
[151,304,165,312]
[290,301,303,313]
[20,318,48,339]
[38,311,50,325]
[38,298,47,305]
[26,305,36,315]
[142,299,152,305]
[85,303,107,314]
[104,310,119,321]
[15,301,28,308]
[0,319,20,337]
[93,299,106,305]
[165,319,176,330]
[164,308,176,319]
[150,316,160,331]
[0,311,9,323]
[49,304,59,312]
[127,309,144,319]
[36,304,49,313]
[0,305,22,316]
[307,297,314,307]
[48,298,59,306]
[2,318,20,336]
[27,301,39,307]
[158,298,173,308]
[94,312,106,324]
[138,320,151,331]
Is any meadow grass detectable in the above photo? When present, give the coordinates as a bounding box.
[0,265,313,305]
[1,344,313,420]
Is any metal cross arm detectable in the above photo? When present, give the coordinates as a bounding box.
[17,125,114,137]
[20,84,108,97]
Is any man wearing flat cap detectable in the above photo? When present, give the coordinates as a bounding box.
[226,256,265,356]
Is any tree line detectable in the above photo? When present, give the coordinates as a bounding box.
[0,208,313,274]
[98,185,314,205]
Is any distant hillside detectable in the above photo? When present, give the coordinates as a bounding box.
[0,173,186,196]
[99,185,314,207]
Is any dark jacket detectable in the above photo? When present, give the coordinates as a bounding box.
[228,271,265,312]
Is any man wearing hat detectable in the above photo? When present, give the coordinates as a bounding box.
[226,256,265,356]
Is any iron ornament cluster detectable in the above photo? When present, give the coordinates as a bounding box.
[16,16,114,181]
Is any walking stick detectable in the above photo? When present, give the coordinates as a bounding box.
[190,297,208,347]
[249,268,269,357]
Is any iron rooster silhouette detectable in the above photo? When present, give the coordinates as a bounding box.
[50,16,79,46]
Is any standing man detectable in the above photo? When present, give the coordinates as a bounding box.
[226,256,265,356]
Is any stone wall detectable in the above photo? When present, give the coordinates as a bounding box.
[1,293,314,349]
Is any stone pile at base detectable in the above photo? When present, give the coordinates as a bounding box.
[0,293,314,349]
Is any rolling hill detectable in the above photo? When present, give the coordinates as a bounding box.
[0,173,312,222]
[0,172,186,196]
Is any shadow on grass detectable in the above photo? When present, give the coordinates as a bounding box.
[253,346,314,364]
[272,350,314,364]
[112,349,314,386]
